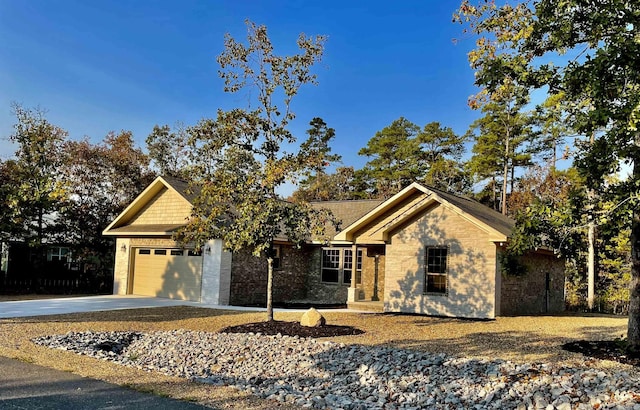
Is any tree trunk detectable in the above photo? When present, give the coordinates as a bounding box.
[492,177,497,210]
[266,256,274,322]
[627,159,640,353]
[502,135,510,215]
[587,218,595,310]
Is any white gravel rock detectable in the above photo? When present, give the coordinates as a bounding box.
[33,330,640,409]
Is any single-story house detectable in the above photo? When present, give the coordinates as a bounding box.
[103,176,565,319]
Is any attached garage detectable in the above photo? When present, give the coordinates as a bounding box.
[103,176,232,305]
[131,248,203,301]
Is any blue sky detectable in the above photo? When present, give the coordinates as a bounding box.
[0,1,481,174]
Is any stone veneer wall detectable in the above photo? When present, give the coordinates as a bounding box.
[359,252,385,301]
[113,238,131,295]
[229,246,310,306]
[383,204,499,319]
[304,247,349,304]
[500,250,565,315]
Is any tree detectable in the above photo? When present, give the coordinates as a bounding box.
[455,0,538,215]
[60,133,153,287]
[466,100,535,215]
[293,118,342,200]
[146,124,190,178]
[523,0,640,352]
[358,117,422,198]
[358,118,468,198]
[176,20,331,321]
[292,166,367,202]
[419,122,471,194]
[0,159,22,242]
[458,0,640,351]
[7,105,68,258]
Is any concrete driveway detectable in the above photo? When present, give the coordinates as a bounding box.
[0,295,205,319]
[0,295,363,319]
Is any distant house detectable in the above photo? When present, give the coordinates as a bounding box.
[103,176,565,319]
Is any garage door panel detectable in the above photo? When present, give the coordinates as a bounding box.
[132,249,202,301]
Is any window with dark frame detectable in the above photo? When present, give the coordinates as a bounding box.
[321,248,363,285]
[272,245,282,270]
[425,246,448,294]
[321,249,340,283]
[47,247,69,263]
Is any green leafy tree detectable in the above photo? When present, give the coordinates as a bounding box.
[522,0,640,351]
[419,122,470,194]
[358,117,422,198]
[60,133,153,288]
[455,0,538,215]
[292,166,367,202]
[146,124,190,178]
[7,105,68,259]
[466,100,535,214]
[532,92,573,169]
[177,20,331,321]
[358,118,468,198]
[0,159,22,241]
[293,118,342,200]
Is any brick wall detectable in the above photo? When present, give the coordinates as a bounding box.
[229,246,310,306]
[304,247,349,304]
[384,203,499,319]
[500,250,565,315]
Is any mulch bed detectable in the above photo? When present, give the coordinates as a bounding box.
[220,320,365,338]
[562,340,640,367]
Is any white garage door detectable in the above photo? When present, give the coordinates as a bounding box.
[132,248,202,301]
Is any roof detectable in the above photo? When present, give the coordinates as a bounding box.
[160,175,197,203]
[334,182,514,243]
[103,176,193,236]
[310,199,384,240]
[426,186,514,237]
[103,224,185,236]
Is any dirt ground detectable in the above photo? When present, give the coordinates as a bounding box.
[0,306,631,409]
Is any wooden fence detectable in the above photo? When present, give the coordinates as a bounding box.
[1,278,85,293]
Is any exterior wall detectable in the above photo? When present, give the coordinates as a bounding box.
[305,247,349,304]
[128,187,191,225]
[500,250,565,315]
[383,204,499,319]
[229,246,309,306]
[201,239,232,305]
[114,236,198,298]
[359,251,385,301]
[113,238,131,295]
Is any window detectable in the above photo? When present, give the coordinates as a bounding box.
[270,245,282,270]
[425,246,448,294]
[321,249,340,283]
[321,248,363,285]
[170,249,184,256]
[47,247,69,263]
[154,249,167,255]
[138,249,151,255]
[188,249,202,256]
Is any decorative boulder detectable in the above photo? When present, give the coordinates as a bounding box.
[300,307,326,327]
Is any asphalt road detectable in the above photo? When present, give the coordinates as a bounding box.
[0,356,211,409]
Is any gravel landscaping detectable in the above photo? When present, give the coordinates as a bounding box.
[0,306,635,409]
[34,329,640,409]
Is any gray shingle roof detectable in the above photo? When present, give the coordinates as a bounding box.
[310,199,384,239]
[426,186,515,237]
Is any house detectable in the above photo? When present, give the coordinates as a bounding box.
[103,176,565,319]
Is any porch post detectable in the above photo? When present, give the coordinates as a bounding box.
[347,244,358,302]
